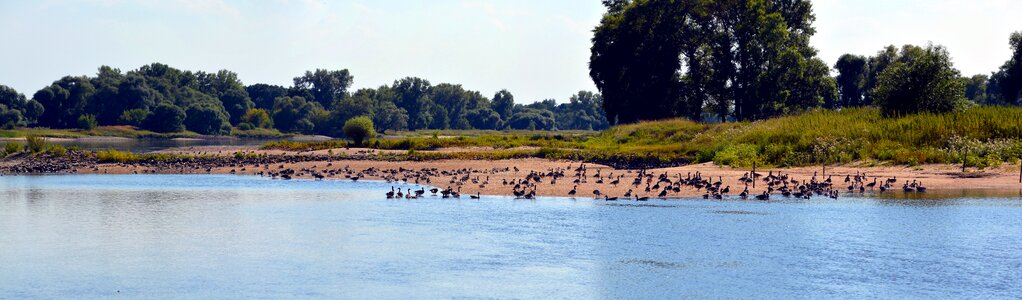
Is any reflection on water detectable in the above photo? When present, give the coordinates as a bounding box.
[1,175,1021,299]
[875,188,1022,201]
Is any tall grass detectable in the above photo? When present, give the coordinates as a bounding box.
[259,106,1022,168]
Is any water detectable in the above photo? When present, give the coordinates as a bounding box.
[1,175,1021,299]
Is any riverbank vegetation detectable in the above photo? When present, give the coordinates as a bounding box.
[260,107,1022,169]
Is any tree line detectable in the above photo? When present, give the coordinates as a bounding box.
[0,64,609,134]
[591,0,1022,123]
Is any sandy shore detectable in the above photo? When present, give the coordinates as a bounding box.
[66,147,1022,199]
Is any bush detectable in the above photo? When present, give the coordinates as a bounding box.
[119,109,150,127]
[45,144,66,157]
[713,144,761,168]
[3,142,21,155]
[145,103,186,133]
[25,136,46,153]
[95,149,140,163]
[184,104,231,135]
[343,116,376,146]
[77,114,98,130]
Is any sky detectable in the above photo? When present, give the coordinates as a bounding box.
[0,0,1020,103]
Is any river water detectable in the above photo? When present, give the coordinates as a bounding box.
[1,175,1020,299]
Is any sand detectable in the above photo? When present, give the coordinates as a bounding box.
[71,147,1022,199]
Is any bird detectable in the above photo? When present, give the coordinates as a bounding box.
[470,192,481,199]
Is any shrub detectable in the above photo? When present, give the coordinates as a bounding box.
[118,109,150,127]
[3,142,20,155]
[77,114,98,130]
[25,136,46,153]
[713,144,761,168]
[343,116,376,146]
[95,149,140,163]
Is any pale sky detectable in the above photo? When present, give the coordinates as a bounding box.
[1,0,1020,103]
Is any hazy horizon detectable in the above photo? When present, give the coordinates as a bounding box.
[1,0,1019,102]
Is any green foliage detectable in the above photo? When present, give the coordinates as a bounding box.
[989,31,1022,105]
[3,142,21,155]
[95,149,139,163]
[240,108,273,129]
[872,44,967,116]
[713,144,761,168]
[264,107,1022,168]
[77,114,98,130]
[591,0,833,122]
[834,54,869,108]
[118,109,150,127]
[184,103,231,135]
[25,136,47,153]
[343,116,376,146]
[144,103,186,133]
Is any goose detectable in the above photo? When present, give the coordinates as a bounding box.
[593,189,602,198]
[604,195,618,201]
[568,185,577,196]
[470,192,481,199]
[755,191,770,201]
[635,195,649,201]
[386,187,395,199]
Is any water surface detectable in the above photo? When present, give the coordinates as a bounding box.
[1,175,1021,299]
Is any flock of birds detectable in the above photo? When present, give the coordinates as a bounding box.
[375,163,929,201]
[96,157,930,202]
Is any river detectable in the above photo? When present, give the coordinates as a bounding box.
[1,174,1020,298]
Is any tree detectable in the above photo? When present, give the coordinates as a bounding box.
[240,108,273,129]
[343,116,375,146]
[492,90,514,124]
[872,44,966,116]
[271,96,318,133]
[246,84,288,110]
[88,66,125,125]
[834,54,869,108]
[591,0,832,123]
[390,77,433,130]
[865,46,899,104]
[507,107,555,130]
[184,103,231,135]
[33,76,96,128]
[963,75,989,104]
[466,108,501,130]
[989,31,1022,105]
[119,109,150,127]
[77,114,98,130]
[372,100,408,133]
[292,69,353,108]
[144,103,186,133]
[0,84,42,127]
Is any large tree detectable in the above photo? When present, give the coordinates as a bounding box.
[590,0,834,123]
[871,44,966,116]
[834,54,869,108]
[33,76,96,128]
[989,32,1022,105]
[292,69,353,108]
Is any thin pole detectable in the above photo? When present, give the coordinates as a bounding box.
[752,162,756,189]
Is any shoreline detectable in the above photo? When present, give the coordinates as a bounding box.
[3,147,1017,199]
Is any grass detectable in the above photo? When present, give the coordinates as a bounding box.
[261,106,1022,168]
